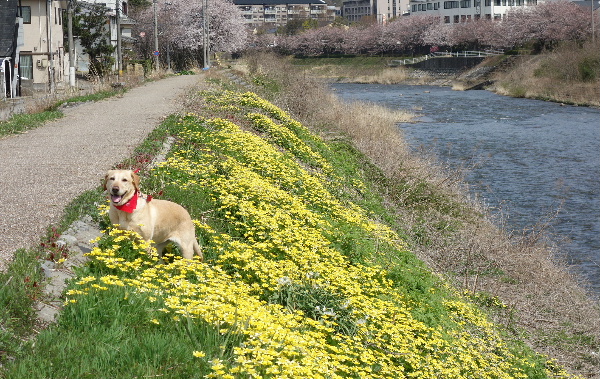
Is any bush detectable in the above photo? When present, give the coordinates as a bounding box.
[578,57,600,81]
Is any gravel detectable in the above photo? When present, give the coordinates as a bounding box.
[0,74,200,271]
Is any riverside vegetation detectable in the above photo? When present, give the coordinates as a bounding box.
[492,41,600,107]
[0,54,597,378]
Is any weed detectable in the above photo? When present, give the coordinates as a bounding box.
[0,111,63,137]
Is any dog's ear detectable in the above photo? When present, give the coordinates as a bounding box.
[103,171,111,191]
[131,171,141,192]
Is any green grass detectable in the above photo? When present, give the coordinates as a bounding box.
[0,111,63,137]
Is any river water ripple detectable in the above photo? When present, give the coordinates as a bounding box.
[331,83,600,295]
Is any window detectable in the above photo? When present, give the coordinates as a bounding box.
[19,54,33,80]
[55,8,62,25]
[19,6,31,23]
[412,4,418,11]
[434,2,439,9]
[454,14,459,22]
[460,0,471,7]
[485,0,491,5]
[444,15,450,23]
[427,2,433,9]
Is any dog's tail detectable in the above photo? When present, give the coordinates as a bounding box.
[193,240,203,261]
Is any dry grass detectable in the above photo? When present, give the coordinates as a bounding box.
[494,41,600,107]
[233,51,600,378]
[299,63,412,84]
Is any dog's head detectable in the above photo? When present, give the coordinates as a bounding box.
[104,170,140,206]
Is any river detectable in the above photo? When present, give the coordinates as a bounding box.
[331,83,600,295]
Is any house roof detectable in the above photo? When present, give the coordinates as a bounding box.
[0,0,19,58]
[233,0,326,5]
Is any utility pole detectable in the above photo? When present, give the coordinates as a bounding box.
[47,0,55,94]
[203,0,209,69]
[592,0,596,45]
[153,0,159,71]
[116,0,122,78]
[67,0,75,86]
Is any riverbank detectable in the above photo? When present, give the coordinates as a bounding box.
[293,42,600,107]
[234,52,599,378]
[490,55,600,108]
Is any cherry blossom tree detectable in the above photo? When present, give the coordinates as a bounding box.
[274,0,593,57]
[499,0,591,50]
[131,0,246,67]
[383,15,440,52]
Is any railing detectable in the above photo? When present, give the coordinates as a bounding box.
[389,50,504,66]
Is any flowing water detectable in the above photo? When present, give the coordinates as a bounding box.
[331,83,600,294]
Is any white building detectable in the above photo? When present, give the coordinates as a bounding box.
[233,0,337,30]
[343,0,410,23]
[408,0,538,22]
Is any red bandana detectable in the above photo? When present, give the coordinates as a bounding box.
[114,192,152,213]
[115,191,139,213]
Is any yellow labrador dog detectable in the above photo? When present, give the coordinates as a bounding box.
[104,169,202,260]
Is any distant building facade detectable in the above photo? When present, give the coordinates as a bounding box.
[408,0,538,22]
[343,0,410,23]
[233,0,337,30]
[16,0,67,94]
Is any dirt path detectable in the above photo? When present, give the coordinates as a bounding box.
[0,74,201,270]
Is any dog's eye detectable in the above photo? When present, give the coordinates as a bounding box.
[122,178,128,182]
[109,177,115,181]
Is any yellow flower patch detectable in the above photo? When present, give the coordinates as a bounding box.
[65,91,575,379]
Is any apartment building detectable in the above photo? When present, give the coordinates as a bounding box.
[408,0,538,22]
[14,0,67,94]
[233,0,337,30]
[343,0,410,23]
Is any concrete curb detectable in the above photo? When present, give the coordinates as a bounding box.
[35,216,101,324]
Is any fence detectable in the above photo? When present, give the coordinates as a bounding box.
[390,50,504,66]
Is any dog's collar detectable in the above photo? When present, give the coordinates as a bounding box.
[115,191,139,213]
[114,192,152,213]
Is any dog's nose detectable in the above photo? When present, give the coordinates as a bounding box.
[111,187,120,194]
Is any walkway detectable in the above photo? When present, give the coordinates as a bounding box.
[0,74,200,270]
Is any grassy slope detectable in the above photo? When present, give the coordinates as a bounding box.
[234,53,599,377]
[0,72,580,378]
[492,41,600,107]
